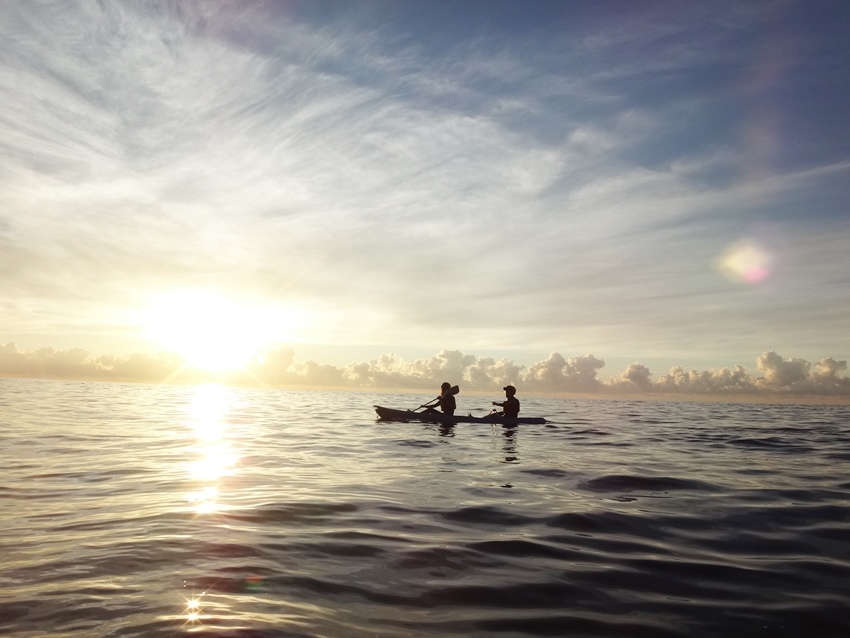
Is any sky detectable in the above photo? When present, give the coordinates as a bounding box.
[1,0,849,395]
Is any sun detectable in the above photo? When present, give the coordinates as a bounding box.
[142,289,296,373]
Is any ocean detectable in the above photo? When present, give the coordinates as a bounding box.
[1,378,849,637]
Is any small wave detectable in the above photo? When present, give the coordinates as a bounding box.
[392,545,499,571]
[580,474,720,492]
[440,505,537,527]
[566,428,612,436]
[222,502,359,525]
[545,510,637,534]
[468,538,577,561]
[417,581,587,609]
[728,435,806,450]
[521,468,572,478]
[397,439,438,448]
[474,612,684,637]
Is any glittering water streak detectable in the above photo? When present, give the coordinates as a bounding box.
[1,378,849,637]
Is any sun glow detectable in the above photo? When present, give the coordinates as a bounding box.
[142,290,301,373]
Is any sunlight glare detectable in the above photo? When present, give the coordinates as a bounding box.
[142,289,303,373]
[182,596,204,626]
[189,384,228,441]
[185,384,238,515]
[187,486,219,514]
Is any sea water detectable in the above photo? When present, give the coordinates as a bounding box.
[1,378,849,637]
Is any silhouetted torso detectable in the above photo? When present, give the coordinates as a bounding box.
[501,396,519,418]
[438,393,456,415]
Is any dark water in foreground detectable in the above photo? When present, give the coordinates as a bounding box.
[1,379,849,637]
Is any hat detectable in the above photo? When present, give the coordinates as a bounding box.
[503,385,516,393]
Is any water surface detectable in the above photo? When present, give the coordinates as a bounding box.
[2,379,849,637]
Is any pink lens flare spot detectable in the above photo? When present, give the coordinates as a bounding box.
[743,264,770,283]
[717,241,773,284]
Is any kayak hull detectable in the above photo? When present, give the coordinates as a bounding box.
[374,405,546,425]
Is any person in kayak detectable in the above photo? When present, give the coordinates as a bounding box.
[424,382,456,416]
[492,385,520,418]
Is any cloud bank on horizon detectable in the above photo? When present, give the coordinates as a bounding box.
[2,343,848,398]
[1,1,849,371]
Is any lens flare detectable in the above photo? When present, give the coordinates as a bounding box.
[246,575,266,591]
[716,240,772,284]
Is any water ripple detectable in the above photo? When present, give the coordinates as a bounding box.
[1,379,849,637]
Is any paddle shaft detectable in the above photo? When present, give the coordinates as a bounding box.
[417,385,459,410]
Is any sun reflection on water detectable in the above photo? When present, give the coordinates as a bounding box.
[177,384,244,632]
[188,384,229,441]
[187,486,219,514]
[184,384,240,515]
[184,596,202,624]
[172,385,331,634]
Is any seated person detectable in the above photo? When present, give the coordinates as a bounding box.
[424,382,456,416]
[492,385,520,418]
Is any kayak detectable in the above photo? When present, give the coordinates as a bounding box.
[374,405,546,425]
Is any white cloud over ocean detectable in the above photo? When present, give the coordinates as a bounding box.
[2,343,847,399]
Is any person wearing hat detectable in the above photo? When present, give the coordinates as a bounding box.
[423,381,457,416]
[493,385,520,419]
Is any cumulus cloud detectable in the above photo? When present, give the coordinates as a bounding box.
[655,365,756,395]
[2,344,847,399]
[610,362,655,392]
[754,352,850,395]
[523,353,606,392]
[756,351,810,387]
[0,343,185,383]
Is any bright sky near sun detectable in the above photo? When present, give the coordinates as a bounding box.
[1,0,849,378]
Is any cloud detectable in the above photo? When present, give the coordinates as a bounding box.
[1,1,849,371]
[656,365,756,395]
[610,362,655,392]
[0,343,186,383]
[755,351,850,395]
[0,344,100,380]
[2,343,847,399]
[523,353,606,393]
[756,350,810,387]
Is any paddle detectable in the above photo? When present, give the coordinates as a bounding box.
[416,385,459,412]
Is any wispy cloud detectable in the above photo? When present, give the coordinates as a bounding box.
[1,1,848,368]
